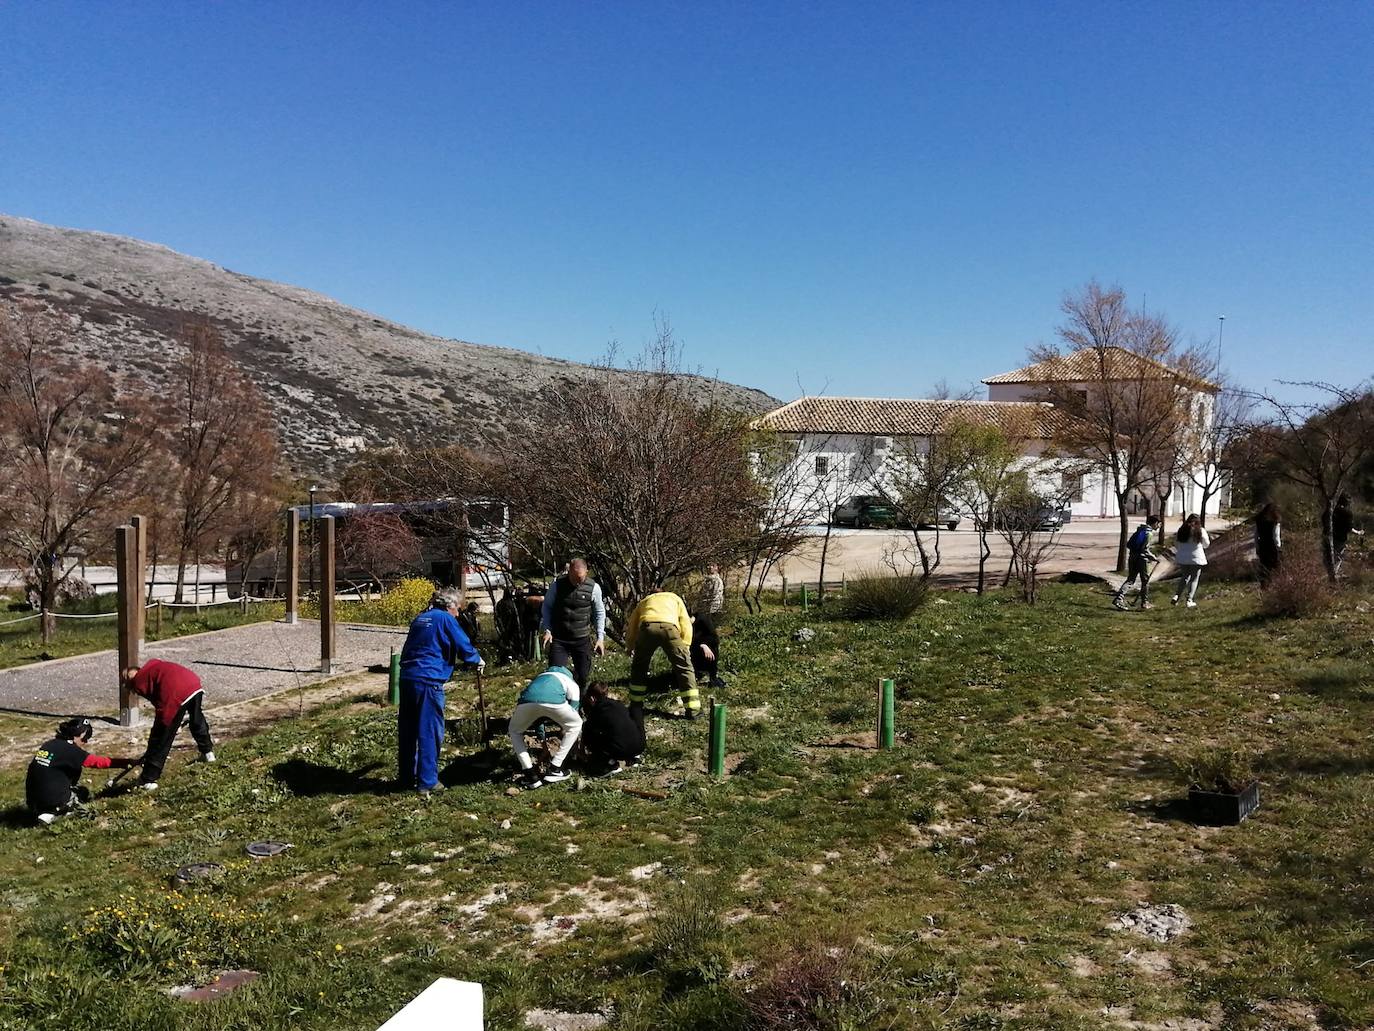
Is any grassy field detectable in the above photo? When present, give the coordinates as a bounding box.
[0,596,286,670]
[0,576,1370,1030]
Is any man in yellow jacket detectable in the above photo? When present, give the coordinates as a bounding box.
[624,587,699,718]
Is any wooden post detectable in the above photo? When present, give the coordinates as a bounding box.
[781,576,788,607]
[114,525,140,726]
[154,600,163,636]
[285,508,300,625]
[130,514,147,649]
[319,515,336,674]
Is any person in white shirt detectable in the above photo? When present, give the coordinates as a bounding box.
[1172,514,1211,608]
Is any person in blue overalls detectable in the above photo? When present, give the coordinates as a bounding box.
[398,588,484,797]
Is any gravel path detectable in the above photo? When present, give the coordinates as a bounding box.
[0,619,408,720]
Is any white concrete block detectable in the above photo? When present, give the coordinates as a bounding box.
[378,978,484,1030]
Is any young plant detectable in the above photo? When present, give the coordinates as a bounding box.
[1178,746,1256,794]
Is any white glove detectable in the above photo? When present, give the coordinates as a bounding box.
[477,660,486,673]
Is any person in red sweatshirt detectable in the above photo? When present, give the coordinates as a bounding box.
[26,718,140,824]
[121,659,216,790]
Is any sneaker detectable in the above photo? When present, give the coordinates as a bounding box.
[200,751,216,763]
[515,770,545,790]
[140,782,158,792]
[708,676,727,688]
[626,755,644,768]
[1112,598,1128,610]
[418,783,444,798]
[1141,602,1154,610]
[1171,595,1179,606]
[36,813,56,825]
[1186,600,1197,609]
[541,765,571,785]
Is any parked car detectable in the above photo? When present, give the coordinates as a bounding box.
[913,505,963,531]
[831,495,899,528]
[995,505,1070,531]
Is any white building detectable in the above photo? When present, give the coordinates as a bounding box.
[754,348,1223,522]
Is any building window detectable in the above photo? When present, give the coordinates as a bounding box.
[814,456,830,477]
[1062,472,1084,502]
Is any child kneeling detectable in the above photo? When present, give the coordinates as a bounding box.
[581,683,645,774]
[509,664,582,788]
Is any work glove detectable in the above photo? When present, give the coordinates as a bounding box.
[476,660,486,674]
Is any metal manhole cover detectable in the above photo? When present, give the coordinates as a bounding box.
[245,840,291,858]
[174,862,224,883]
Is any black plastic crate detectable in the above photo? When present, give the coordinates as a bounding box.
[1188,781,1261,825]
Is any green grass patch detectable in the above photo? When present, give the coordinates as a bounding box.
[0,580,1371,1028]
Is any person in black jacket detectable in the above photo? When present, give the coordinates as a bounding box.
[1254,502,1282,586]
[25,718,139,824]
[691,613,726,688]
[580,683,645,773]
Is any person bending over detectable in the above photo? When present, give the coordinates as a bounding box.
[508,664,583,789]
[122,659,216,791]
[625,586,699,718]
[26,718,139,824]
[580,682,645,774]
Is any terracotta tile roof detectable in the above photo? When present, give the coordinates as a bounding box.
[752,397,1073,438]
[983,347,1218,392]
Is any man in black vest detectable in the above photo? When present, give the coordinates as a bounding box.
[539,558,606,688]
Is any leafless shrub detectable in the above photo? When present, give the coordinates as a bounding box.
[743,943,857,1031]
[1257,547,1336,618]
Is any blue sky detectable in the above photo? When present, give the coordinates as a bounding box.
[3,1,1371,402]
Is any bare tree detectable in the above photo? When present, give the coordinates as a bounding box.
[168,322,280,602]
[1245,381,1374,579]
[883,426,978,580]
[339,511,424,593]
[506,332,763,628]
[1035,282,1214,571]
[950,420,1034,594]
[995,478,1076,603]
[738,429,835,612]
[1185,379,1251,526]
[0,303,162,638]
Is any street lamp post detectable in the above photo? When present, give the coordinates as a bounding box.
[308,485,319,592]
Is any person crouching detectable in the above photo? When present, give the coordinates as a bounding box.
[581,683,645,775]
[508,664,583,789]
[26,718,139,824]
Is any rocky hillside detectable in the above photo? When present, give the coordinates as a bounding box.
[0,214,777,475]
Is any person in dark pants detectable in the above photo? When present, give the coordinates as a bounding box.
[398,588,484,797]
[580,683,645,774]
[494,588,521,663]
[1328,493,1364,575]
[122,659,216,791]
[1112,514,1162,610]
[691,613,726,688]
[26,718,139,823]
[1254,502,1282,586]
[458,601,481,644]
[539,559,606,689]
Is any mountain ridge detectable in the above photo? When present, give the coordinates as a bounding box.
[0,213,778,475]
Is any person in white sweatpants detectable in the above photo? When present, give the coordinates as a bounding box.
[509,664,583,788]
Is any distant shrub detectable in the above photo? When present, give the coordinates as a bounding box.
[306,576,437,625]
[743,942,857,1031]
[842,571,928,621]
[647,885,731,989]
[1177,746,1256,793]
[1258,551,1335,619]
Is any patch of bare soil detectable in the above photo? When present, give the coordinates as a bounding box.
[523,1009,609,1030]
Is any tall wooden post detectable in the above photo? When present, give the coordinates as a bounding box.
[319,515,336,674]
[285,509,300,625]
[130,514,148,648]
[115,525,140,726]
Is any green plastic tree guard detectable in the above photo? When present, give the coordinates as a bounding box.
[388,649,401,705]
[880,678,896,749]
[709,701,727,776]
